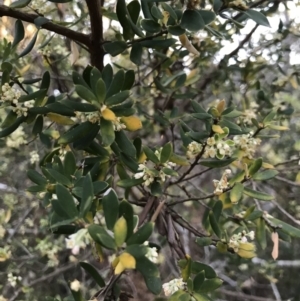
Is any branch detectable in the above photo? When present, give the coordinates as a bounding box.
[0,4,90,46]
[85,0,104,70]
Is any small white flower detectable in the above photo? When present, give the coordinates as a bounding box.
[144,241,159,264]
[30,150,40,164]
[70,279,81,292]
[65,229,90,255]
[248,231,255,240]
[162,278,185,296]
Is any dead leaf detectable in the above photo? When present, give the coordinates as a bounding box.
[271,232,279,260]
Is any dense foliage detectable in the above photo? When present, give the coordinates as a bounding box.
[0,0,300,301]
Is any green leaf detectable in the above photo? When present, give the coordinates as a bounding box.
[80,173,94,217]
[136,257,161,294]
[106,69,125,99]
[117,0,134,40]
[256,218,267,249]
[102,64,113,90]
[267,217,300,238]
[197,278,223,293]
[243,187,274,201]
[197,10,216,25]
[12,19,25,47]
[79,262,105,287]
[143,146,159,164]
[63,151,76,177]
[141,19,161,33]
[192,262,216,279]
[103,41,127,57]
[102,188,119,230]
[105,90,130,106]
[209,211,221,238]
[94,78,106,105]
[114,216,127,247]
[93,181,108,194]
[150,181,162,196]
[181,9,205,31]
[122,70,135,90]
[252,169,279,181]
[46,169,72,186]
[34,17,50,28]
[32,115,43,135]
[168,25,185,36]
[88,224,116,250]
[193,293,212,301]
[139,38,176,48]
[244,9,270,27]
[10,0,31,8]
[130,43,143,65]
[19,30,38,58]
[27,170,47,186]
[195,237,212,247]
[100,118,115,146]
[115,130,136,157]
[230,183,244,204]
[75,85,97,103]
[119,200,134,239]
[192,113,213,120]
[127,222,154,245]
[117,178,144,188]
[161,2,177,20]
[263,109,277,124]
[248,157,263,176]
[200,157,236,168]
[151,5,163,19]
[181,255,192,282]
[1,111,18,129]
[193,271,205,293]
[55,184,78,219]
[212,200,223,221]
[160,142,173,163]
[58,122,98,145]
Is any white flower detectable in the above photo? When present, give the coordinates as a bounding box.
[30,150,40,164]
[248,231,255,240]
[186,141,202,159]
[6,126,27,148]
[87,112,100,124]
[70,279,81,292]
[213,169,231,195]
[234,133,261,159]
[65,229,90,255]
[7,273,22,287]
[144,241,159,264]
[112,117,126,131]
[162,278,185,296]
[207,137,215,146]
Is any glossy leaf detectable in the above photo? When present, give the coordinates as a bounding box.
[252,169,279,181]
[244,9,270,27]
[88,224,116,250]
[230,183,244,204]
[100,118,115,146]
[103,41,127,56]
[200,157,236,168]
[80,262,105,287]
[19,30,38,58]
[160,142,173,163]
[243,187,274,201]
[80,173,94,217]
[55,184,78,219]
[12,19,25,47]
[256,218,267,250]
[193,271,205,292]
[102,188,119,230]
[248,157,263,177]
[10,0,31,8]
[181,10,205,31]
[127,222,154,245]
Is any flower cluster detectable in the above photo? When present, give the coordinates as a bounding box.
[6,126,27,148]
[162,278,186,296]
[134,149,177,186]
[65,229,91,255]
[238,103,259,126]
[213,169,231,195]
[30,150,40,164]
[74,107,126,131]
[7,273,22,287]
[234,132,261,159]
[144,241,159,264]
[186,129,234,160]
[1,83,21,103]
[228,231,256,258]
